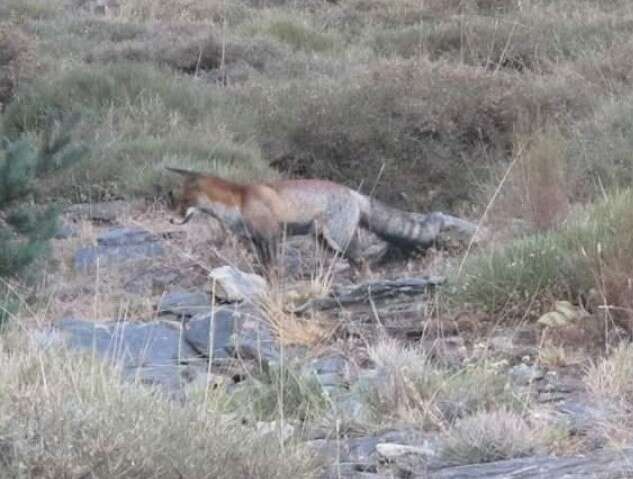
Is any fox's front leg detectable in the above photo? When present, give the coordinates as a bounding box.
[170,206,197,225]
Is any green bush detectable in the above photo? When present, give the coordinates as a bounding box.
[0,117,86,278]
[454,189,633,315]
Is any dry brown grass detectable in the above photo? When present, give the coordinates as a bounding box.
[585,344,633,447]
[494,129,570,233]
[0,327,321,478]
[441,409,549,465]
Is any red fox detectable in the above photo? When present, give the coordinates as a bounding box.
[166,167,439,273]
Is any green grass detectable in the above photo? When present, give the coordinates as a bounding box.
[3,62,273,200]
[232,363,331,422]
[454,189,633,314]
[2,0,628,209]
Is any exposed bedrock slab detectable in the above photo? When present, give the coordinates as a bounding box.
[74,227,164,271]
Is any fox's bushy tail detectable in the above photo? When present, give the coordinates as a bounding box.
[355,193,442,246]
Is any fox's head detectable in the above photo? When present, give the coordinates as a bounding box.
[165,167,200,225]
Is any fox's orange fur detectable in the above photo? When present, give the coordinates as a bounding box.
[167,167,435,272]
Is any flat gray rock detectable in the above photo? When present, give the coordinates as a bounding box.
[428,447,633,478]
[97,227,159,246]
[55,318,199,368]
[74,227,164,271]
[158,290,212,317]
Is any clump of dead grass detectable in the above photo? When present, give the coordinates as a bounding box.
[584,344,633,447]
[494,128,570,233]
[440,409,550,465]
[360,338,523,428]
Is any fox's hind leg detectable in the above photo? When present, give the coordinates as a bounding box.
[318,205,370,278]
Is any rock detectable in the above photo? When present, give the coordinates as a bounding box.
[158,290,212,317]
[255,421,295,442]
[54,222,78,239]
[429,446,633,478]
[485,332,539,359]
[508,363,545,386]
[50,318,205,392]
[74,227,164,271]
[556,399,608,436]
[124,266,182,295]
[97,227,159,247]
[376,443,433,477]
[294,276,444,312]
[310,429,435,478]
[183,308,239,359]
[208,266,268,303]
[376,443,436,459]
[55,318,199,367]
[335,394,372,423]
[310,353,350,375]
[226,314,279,365]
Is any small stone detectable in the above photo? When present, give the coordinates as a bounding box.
[256,421,295,442]
[208,266,268,302]
[508,363,545,386]
[376,443,435,459]
[54,223,78,240]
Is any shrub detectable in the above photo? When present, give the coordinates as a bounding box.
[454,189,633,317]
[441,409,545,465]
[567,93,633,201]
[2,62,274,200]
[251,59,594,210]
[116,0,251,24]
[360,338,519,428]
[0,116,85,277]
[264,18,337,53]
[0,25,39,110]
[233,363,330,422]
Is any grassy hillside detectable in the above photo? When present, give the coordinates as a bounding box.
[2,0,633,210]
